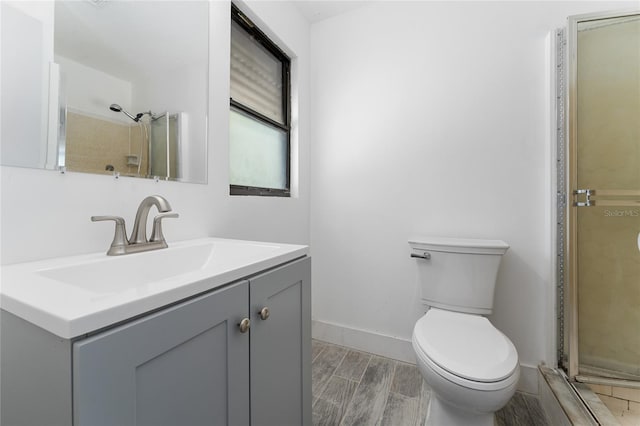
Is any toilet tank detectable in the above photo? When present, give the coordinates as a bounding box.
[409,236,509,315]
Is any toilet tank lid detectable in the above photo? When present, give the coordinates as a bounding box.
[409,236,509,255]
[413,309,519,383]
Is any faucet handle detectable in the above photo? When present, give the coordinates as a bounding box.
[150,213,179,244]
[91,216,129,255]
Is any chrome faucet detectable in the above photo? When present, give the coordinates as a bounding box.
[92,195,179,255]
[130,195,172,244]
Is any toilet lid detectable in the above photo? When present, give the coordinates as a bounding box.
[413,309,518,383]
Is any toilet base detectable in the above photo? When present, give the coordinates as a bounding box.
[426,395,495,426]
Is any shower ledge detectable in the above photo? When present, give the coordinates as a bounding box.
[540,366,619,425]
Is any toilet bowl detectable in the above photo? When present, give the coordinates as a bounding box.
[412,308,519,426]
[409,236,519,425]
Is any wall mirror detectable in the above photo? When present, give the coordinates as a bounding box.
[1,1,209,183]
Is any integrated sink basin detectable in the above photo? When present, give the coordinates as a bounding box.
[1,238,308,339]
[38,242,219,293]
[37,240,280,293]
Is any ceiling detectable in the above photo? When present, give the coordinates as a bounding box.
[293,1,370,24]
[54,0,370,83]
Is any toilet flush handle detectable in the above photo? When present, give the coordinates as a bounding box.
[410,252,431,260]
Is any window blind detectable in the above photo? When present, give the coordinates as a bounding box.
[230,20,284,125]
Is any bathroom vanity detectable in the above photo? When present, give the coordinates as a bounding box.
[1,238,311,426]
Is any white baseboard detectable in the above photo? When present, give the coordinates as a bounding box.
[312,319,416,364]
[519,363,541,395]
[312,319,539,395]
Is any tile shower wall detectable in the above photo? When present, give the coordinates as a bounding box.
[588,384,640,426]
[65,112,148,177]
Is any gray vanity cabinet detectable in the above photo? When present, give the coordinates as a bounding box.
[73,256,312,426]
[249,256,312,426]
[1,257,311,426]
[73,280,250,426]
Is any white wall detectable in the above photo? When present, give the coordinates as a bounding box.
[0,1,310,265]
[56,55,133,121]
[309,0,637,393]
[1,2,53,169]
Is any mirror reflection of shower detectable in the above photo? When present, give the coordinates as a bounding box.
[109,103,181,179]
[109,103,154,176]
[109,104,143,123]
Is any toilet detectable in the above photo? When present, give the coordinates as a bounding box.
[409,236,519,426]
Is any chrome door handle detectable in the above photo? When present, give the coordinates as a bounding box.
[574,188,640,207]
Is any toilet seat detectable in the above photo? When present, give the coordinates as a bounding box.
[413,308,518,391]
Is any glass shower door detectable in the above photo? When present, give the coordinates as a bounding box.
[150,113,180,180]
[570,13,640,380]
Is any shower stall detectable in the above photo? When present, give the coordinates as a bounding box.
[559,8,640,401]
[105,106,182,180]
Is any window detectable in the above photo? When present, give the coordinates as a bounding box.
[230,5,291,196]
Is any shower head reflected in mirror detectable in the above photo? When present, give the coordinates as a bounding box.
[109,103,142,122]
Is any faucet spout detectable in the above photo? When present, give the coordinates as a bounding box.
[130,195,172,244]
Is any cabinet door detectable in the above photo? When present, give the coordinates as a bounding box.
[73,281,250,426]
[250,257,311,426]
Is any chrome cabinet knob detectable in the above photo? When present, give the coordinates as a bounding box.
[259,307,270,321]
[238,318,250,333]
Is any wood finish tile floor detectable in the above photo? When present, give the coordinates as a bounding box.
[312,340,550,426]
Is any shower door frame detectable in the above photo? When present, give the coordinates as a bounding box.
[565,9,640,381]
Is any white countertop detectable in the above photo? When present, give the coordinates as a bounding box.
[1,238,308,339]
